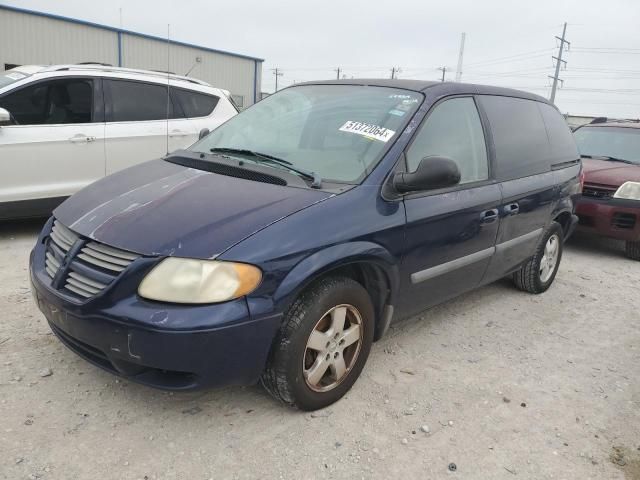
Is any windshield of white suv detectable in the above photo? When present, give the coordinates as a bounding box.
[574,126,640,164]
[0,70,28,90]
[190,85,423,183]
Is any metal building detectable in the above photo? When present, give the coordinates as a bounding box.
[0,5,263,108]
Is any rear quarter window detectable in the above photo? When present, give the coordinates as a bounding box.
[479,95,550,181]
[173,89,219,118]
[538,103,579,163]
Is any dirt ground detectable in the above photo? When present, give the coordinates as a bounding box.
[0,219,638,480]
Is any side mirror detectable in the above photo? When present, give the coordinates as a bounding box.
[393,156,461,193]
[0,107,11,126]
[198,128,210,140]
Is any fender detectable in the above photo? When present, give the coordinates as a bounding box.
[273,241,400,336]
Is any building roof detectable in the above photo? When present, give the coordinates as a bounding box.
[581,121,640,129]
[298,78,552,104]
[0,4,264,63]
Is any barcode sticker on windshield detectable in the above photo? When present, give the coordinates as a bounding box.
[339,121,396,143]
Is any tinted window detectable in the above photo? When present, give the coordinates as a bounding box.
[173,88,218,117]
[109,80,174,122]
[0,78,93,125]
[538,103,579,163]
[480,95,550,180]
[574,126,640,164]
[406,97,488,184]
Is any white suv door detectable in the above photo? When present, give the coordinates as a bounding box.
[0,77,105,205]
[103,79,231,175]
[104,78,173,174]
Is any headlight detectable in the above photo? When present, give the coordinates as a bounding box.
[613,181,640,200]
[138,258,262,304]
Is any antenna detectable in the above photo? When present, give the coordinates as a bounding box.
[185,56,202,77]
[166,24,170,155]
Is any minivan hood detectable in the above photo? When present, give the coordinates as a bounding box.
[582,158,640,187]
[54,159,332,258]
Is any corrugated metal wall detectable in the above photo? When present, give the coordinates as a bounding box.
[0,9,118,67]
[122,34,258,106]
[0,7,261,106]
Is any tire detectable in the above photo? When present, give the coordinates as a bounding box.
[625,240,640,261]
[512,222,564,294]
[261,276,374,410]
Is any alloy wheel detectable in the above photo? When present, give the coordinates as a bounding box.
[540,233,560,283]
[302,304,363,392]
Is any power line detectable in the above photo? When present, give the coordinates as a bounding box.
[455,33,466,82]
[465,49,554,68]
[271,68,283,92]
[549,22,569,103]
[437,66,448,82]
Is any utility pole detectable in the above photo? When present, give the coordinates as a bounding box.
[335,67,341,80]
[437,66,447,82]
[390,67,401,79]
[455,33,466,82]
[549,22,570,104]
[272,68,283,92]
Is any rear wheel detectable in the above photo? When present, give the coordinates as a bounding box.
[261,276,374,410]
[625,240,640,261]
[512,222,563,294]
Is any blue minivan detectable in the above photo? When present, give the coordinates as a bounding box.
[30,80,580,410]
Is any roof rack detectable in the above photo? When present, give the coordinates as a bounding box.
[76,62,113,66]
[590,117,640,125]
[45,64,210,86]
[590,117,608,124]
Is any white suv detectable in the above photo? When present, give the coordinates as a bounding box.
[0,64,238,220]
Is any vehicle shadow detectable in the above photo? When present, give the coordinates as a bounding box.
[565,230,626,260]
[0,217,47,240]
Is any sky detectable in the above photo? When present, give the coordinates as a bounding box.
[4,0,640,118]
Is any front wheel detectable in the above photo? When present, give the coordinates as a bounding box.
[261,276,374,410]
[512,222,564,294]
[625,240,640,261]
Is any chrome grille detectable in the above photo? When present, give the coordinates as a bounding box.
[44,220,79,281]
[77,242,139,273]
[44,219,140,300]
[582,184,616,200]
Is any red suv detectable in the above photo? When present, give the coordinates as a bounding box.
[573,121,640,260]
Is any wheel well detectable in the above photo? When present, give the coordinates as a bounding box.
[307,262,392,341]
[554,211,573,239]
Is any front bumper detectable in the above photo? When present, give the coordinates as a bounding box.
[575,195,640,242]
[29,226,282,390]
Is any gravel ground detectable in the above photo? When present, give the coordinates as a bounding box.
[0,219,638,480]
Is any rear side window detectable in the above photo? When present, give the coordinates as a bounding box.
[0,78,93,125]
[538,103,579,163]
[479,96,550,181]
[108,80,176,122]
[406,97,489,184]
[173,88,219,118]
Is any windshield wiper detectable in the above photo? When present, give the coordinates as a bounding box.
[581,154,634,164]
[209,147,322,188]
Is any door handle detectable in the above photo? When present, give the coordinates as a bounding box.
[68,134,96,143]
[505,203,520,215]
[169,130,190,137]
[480,208,499,224]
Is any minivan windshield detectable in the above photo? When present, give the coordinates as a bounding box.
[190,85,423,183]
[574,126,640,164]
